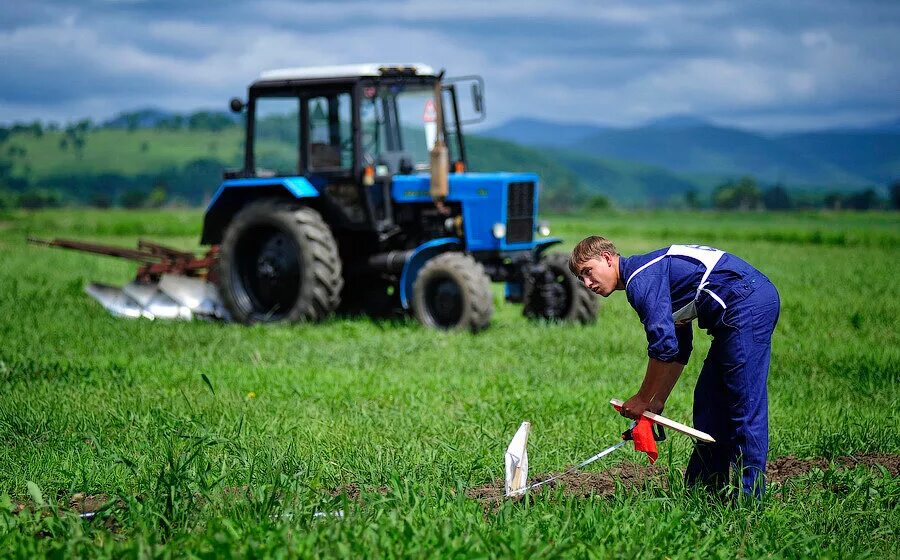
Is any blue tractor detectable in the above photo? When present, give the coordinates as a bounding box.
[34,63,598,331]
[207,63,598,331]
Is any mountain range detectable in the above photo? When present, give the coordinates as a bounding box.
[480,116,900,203]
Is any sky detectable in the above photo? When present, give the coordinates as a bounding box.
[1,0,899,131]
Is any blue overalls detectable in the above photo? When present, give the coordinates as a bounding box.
[620,245,780,495]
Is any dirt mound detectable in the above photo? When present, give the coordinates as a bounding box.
[767,453,900,483]
[69,493,114,514]
[468,453,899,504]
[466,462,666,504]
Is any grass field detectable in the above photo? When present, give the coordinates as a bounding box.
[1,209,898,558]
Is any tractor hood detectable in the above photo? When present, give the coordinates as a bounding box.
[392,172,541,252]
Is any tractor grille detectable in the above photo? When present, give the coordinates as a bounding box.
[506,181,535,244]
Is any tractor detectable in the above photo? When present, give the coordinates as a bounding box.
[34,63,598,331]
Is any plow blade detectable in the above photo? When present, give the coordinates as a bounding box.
[85,283,148,319]
[85,275,229,321]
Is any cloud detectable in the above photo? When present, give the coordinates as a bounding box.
[0,0,898,130]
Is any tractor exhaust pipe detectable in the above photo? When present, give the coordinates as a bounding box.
[429,71,450,206]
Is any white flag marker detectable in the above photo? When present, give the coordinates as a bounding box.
[504,422,531,497]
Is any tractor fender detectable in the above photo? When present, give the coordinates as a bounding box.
[533,237,563,257]
[399,238,462,309]
[201,177,320,245]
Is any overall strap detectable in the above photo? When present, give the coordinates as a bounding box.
[625,245,727,304]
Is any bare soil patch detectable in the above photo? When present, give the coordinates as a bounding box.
[467,453,900,504]
[767,453,900,483]
[466,462,666,505]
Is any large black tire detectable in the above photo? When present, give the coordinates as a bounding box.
[523,252,599,323]
[412,252,493,332]
[218,200,342,324]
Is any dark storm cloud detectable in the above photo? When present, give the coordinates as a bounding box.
[1,0,898,129]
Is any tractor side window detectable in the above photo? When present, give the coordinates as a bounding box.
[442,88,462,164]
[253,97,300,176]
[307,93,352,171]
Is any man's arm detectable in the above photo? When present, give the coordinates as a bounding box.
[621,358,685,419]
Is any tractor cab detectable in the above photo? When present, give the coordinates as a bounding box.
[223,64,479,238]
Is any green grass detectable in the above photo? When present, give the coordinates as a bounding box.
[1,209,898,557]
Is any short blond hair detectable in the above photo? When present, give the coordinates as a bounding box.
[569,236,618,274]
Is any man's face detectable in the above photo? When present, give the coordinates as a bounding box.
[576,254,618,297]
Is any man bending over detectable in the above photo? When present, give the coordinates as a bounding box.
[570,236,780,496]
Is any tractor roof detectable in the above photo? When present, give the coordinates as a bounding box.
[256,63,436,83]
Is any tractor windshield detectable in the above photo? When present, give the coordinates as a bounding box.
[360,82,461,174]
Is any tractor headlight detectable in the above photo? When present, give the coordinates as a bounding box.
[537,221,551,237]
[492,223,507,239]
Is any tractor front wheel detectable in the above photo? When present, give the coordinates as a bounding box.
[412,252,493,332]
[218,201,342,324]
[523,252,599,323]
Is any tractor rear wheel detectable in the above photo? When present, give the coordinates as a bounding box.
[523,252,599,323]
[219,200,342,323]
[412,252,493,332]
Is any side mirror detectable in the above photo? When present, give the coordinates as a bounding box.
[229,98,245,113]
[445,75,485,124]
[471,83,483,114]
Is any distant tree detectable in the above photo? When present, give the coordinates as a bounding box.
[684,188,703,209]
[72,136,85,159]
[147,183,168,208]
[29,121,44,138]
[889,180,900,210]
[0,127,9,144]
[18,189,62,209]
[762,185,793,210]
[59,137,68,151]
[823,192,844,210]
[713,176,762,210]
[844,188,882,210]
[125,114,140,132]
[64,122,89,159]
[6,145,27,157]
[120,189,148,209]
[188,111,234,132]
[586,194,612,210]
[74,119,92,134]
[140,141,149,153]
[89,192,113,208]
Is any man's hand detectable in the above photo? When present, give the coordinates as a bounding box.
[621,394,650,420]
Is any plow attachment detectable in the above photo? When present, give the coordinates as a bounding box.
[28,237,229,321]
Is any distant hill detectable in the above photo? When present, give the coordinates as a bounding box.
[774,131,900,184]
[103,108,180,129]
[643,114,714,129]
[575,123,869,186]
[543,148,704,205]
[478,117,608,148]
[480,115,900,190]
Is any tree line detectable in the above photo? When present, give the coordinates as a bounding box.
[682,176,900,211]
